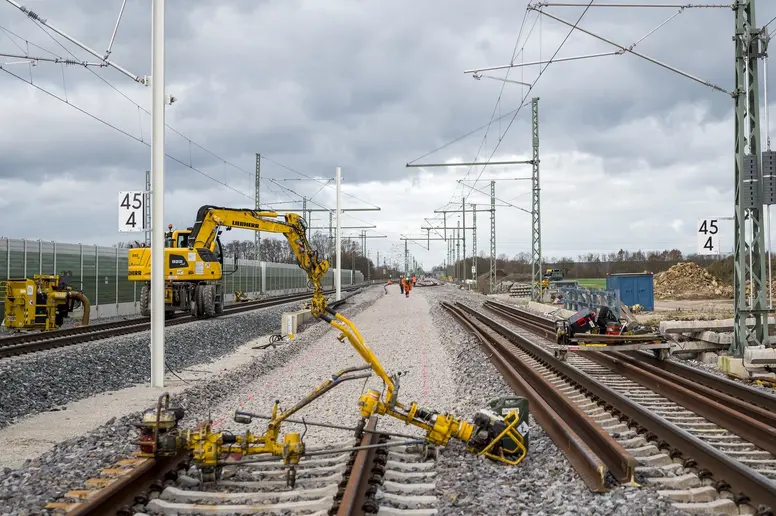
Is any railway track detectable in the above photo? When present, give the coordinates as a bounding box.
[44,416,440,515]
[0,286,361,359]
[443,300,776,515]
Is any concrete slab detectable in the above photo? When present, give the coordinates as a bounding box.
[670,341,727,353]
[659,317,776,335]
[526,301,573,318]
[281,310,313,336]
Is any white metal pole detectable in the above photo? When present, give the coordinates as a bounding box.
[335,167,342,301]
[150,0,165,388]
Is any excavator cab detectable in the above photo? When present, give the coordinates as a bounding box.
[165,224,193,249]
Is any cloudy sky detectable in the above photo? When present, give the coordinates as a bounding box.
[1,0,775,270]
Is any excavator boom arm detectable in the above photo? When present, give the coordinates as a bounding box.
[136,206,528,469]
[186,205,397,398]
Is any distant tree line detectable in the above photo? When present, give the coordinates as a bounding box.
[436,248,739,284]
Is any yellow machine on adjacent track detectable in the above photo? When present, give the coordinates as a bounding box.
[134,205,529,480]
[2,273,89,331]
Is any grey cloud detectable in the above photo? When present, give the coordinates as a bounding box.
[0,0,774,257]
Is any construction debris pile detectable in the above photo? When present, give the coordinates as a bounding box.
[744,279,776,300]
[654,262,733,300]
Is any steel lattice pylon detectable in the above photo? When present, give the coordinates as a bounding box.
[472,203,477,280]
[733,0,769,354]
[260,153,261,260]
[404,239,409,275]
[530,98,542,302]
[489,181,496,293]
[462,201,467,281]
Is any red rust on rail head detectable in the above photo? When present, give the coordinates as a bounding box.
[442,302,611,492]
[336,416,380,516]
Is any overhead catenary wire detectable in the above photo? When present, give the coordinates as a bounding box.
[467,1,597,197]
[0,23,63,58]
[260,155,380,209]
[0,65,254,200]
[28,19,254,179]
[2,20,364,210]
[449,9,537,204]
[404,10,540,208]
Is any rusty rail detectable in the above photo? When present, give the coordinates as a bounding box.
[53,452,187,515]
[583,351,776,455]
[625,350,776,415]
[465,302,776,511]
[443,302,637,492]
[336,416,381,516]
[484,300,776,430]
[0,287,360,359]
[484,300,558,339]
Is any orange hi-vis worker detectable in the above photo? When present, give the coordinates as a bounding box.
[412,275,417,286]
[402,277,412,298]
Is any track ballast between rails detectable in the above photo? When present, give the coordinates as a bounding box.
[444,299,776,514]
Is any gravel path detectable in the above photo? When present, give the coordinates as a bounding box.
[0,287,381,515]
[0,291,359,429]
[210,282,460,446]
[422,286,690,516]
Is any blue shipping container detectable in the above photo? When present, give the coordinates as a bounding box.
[606,273,654,312]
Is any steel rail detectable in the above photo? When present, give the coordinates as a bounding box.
[460,302,776,511]
[610,351,776,430]
[336,416,381,516]
[63,452,188,515]
[442,302,622,492]
[484,300,776,427]
[0,286,362,359]
[483,300,557,337]
[626,350,776,414]
[582,351,776,455]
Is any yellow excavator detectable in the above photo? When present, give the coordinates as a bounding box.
[128,205,283,317]
[132,205,529,482]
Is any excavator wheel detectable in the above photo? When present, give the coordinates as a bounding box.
[195,285,204,317]
[140,285,151,317]
[214,287,224,315]
[193,285,204,318]
[203,285,216,317]
[189,296,198,317]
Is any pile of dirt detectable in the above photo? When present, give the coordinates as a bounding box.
[654,262,733,300]
[744,279,776,300]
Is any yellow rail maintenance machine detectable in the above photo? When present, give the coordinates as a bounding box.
[3,272,89,331]
[133,205,530,484]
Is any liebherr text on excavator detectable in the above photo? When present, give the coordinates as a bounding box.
[133,205,530,483]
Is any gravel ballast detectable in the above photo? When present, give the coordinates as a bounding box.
[0,287,382,515]
[2,285,695,515]
[422,286,690,516]
[0,291,360,429]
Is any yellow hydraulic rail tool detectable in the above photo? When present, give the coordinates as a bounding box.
[3,273,89,331]
[134,206,529,479]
